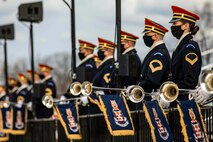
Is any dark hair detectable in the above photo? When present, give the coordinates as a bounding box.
[181,20,199,35]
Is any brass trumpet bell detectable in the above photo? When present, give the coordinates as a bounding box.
[81,81,93,96]
[70,82,82,96]
[42,95,54,108]
[126,85,145,103]
[159,81,179,102]
[200,70,213,94]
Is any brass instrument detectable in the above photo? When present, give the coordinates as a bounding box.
[70,81,179,103]
[69,82,82,96]
[42,95,84,108]
[158,81,179,103]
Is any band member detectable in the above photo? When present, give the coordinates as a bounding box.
[7,77,19,102]
[169,6,202,102]
[63,40,97,100]
[77,40,97,82]
[16,73,31,104]
[0,84,7,102]
[109,31,142,88]
[26,70,41,119]
[138,18,170,107]
[92,38,115,88]
[36,64,56,118]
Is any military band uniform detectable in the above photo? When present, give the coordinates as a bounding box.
[138,42,170,94]
[169,6,202,102]
[92,56,114,87]
[138,18,170,97]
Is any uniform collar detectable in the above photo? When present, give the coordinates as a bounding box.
[150,40,164,51]
[0,92,6,98]
[99,55,113,66]
[176,32,191,47]
[122,47,135,55]
[11,86,18,93]
[41,75,52,83]
[78,54,94,66]
[16,84,28,94]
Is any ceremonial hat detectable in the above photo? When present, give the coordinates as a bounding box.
[143,18,168,36]
[98,37,115,50]
[79,40,96,50]
[170,6,200,23]
[121,30,139,42]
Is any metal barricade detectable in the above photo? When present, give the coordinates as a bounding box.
[6,106,213,142]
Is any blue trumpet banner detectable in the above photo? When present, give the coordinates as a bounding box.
[54,103,81,140]
[177,100,209,142]
[0,107,12,133]
[11,105,28,135]
[89,94,134,136]
[143,100,174,142]
[0,109,9,141]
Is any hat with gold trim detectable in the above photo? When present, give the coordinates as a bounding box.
[143,18,168,36]
[38,64,53,73]
[121,31,139,42]
[170,6,200,23]
[79,40,96,50]
[27,70,39,77]
[98,37,115,50]
[17,73,27,81]
[8,77,17,86]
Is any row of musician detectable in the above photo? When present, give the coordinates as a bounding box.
[1,5,213,118]
[0,5,213,141]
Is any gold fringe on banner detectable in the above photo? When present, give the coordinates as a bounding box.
[54,103,82,140]
[10,107,28,135]
[143,104,156,142]
[99,96,134,136]
[177,104,189,142]
[196,103,209,142]
[0,108,13,133]
[88,96,103,111]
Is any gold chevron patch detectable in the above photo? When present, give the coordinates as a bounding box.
[103,73,111,84]
[149,60,163,73]
[185,52,198,65]
[45,88,53,96]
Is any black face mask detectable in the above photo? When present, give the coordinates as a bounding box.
[171,25,184,39]
[27,80,32,85]
[97,50,105,60]
[143,35,154,47]
[120,44,125,54]
[78,52,85,60]
[39,74,45,80]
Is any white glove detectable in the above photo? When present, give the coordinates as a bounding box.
[159,98,170,109]
[59,96,69,104]
[79,96,89,106]
[27,102,32,111]
[3,102,10,108]
[194,88,211,105]
[16,101,22,108]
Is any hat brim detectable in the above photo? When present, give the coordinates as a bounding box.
[169,18,181,23]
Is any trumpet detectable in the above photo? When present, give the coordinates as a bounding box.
[69,81,179,103]
[187,69,213,103]
[158,81,179,103]
[70,81,145,103]
[0,100,32,110]
[42,95,87,108]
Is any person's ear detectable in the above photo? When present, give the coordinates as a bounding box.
[181,23,190,30]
